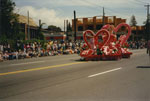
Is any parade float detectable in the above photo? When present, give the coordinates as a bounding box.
[80,23,132,61]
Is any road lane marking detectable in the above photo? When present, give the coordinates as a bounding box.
[88,67,122,78]
[0,62,85,76]
[10,61,45,66]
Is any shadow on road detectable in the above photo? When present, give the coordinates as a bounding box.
[72,59,119,62]
[136,66,150,68]
[73,59,89,62]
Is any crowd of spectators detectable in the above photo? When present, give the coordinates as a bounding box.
[0,40,147,62]
[0,40,83,62]
[128,41,147,49]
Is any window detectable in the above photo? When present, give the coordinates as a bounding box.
[87,25,94,30]
[78,26,83,31]
[96,24,103,30]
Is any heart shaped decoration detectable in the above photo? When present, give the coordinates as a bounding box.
[80,29,110,57]
[102,24,117,46]
[83,29,110,49]
[83,30,95,49]
[114,23,131,46]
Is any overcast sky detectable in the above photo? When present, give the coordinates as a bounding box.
[13,0,150,30]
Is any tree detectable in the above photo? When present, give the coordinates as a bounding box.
[37,22,45,40]
[129,15,137,26]
[67,22,72,32]
[11,14,25,40]
[0,0,24,42]
[0,0,25,50]
[48,25,62,32]
[0,0,16,38]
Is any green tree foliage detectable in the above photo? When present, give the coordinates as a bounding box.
[67,22,72,32]
[1,0,15,37]
[129,15,137,27]
[0,0,24,42]
[37,22,45,40]
[48,25,62,32]
[12,14,25,40]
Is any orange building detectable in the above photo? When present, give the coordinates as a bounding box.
[130,26,145,41]
[70,16,126,40]
[70,16,146,41]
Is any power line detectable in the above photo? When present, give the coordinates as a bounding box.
[134,0,149,4]
[80,0,131,17]
[75,0,103,16]
[69,0,135,19]
[85,0,146,20]
[129,0,145,5]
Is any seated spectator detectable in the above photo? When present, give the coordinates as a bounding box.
[8,51,13,60]
[14,51,19,59]
[74,48,78,53]
[57,49,62,55]
[28,50,33,58]
[26,52,31,58]
[63,49,69,55]
[53,51,58,56]
[39,49,44,57]
[0,52,3,62]
[32,51,38,57]
[44,50,49,56]
[18,50,23,59]
[22,51,27,58]
[48,50,52,56]
[3,51,9,60]
[66,47,74,54]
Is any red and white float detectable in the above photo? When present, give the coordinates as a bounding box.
[80,23,132,60]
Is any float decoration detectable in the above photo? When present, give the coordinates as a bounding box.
[80,23,132,61]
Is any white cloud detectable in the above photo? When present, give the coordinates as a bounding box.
[17,6,69,30]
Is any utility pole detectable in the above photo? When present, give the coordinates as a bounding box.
[103,7,105,26]
[27,11,30,40]
[144,4,150,40]
[39,19,41,39]
[145,4,150,20]
[74,10,77,42]
[64,20,66,41]
[64,20,66,33]
[0,0,2,36]
[66,20,68,41]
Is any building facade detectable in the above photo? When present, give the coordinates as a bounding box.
[18,15,66,41]
[131,26,145,41]
[18,15,39,40]
[72,16,126,32]
[70,16,126,41]
[43,31,66,41]
[70,16,146,41]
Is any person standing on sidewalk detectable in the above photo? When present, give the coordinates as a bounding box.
[147,40,150,56]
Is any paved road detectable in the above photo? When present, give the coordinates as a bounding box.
[0,49,150,101]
